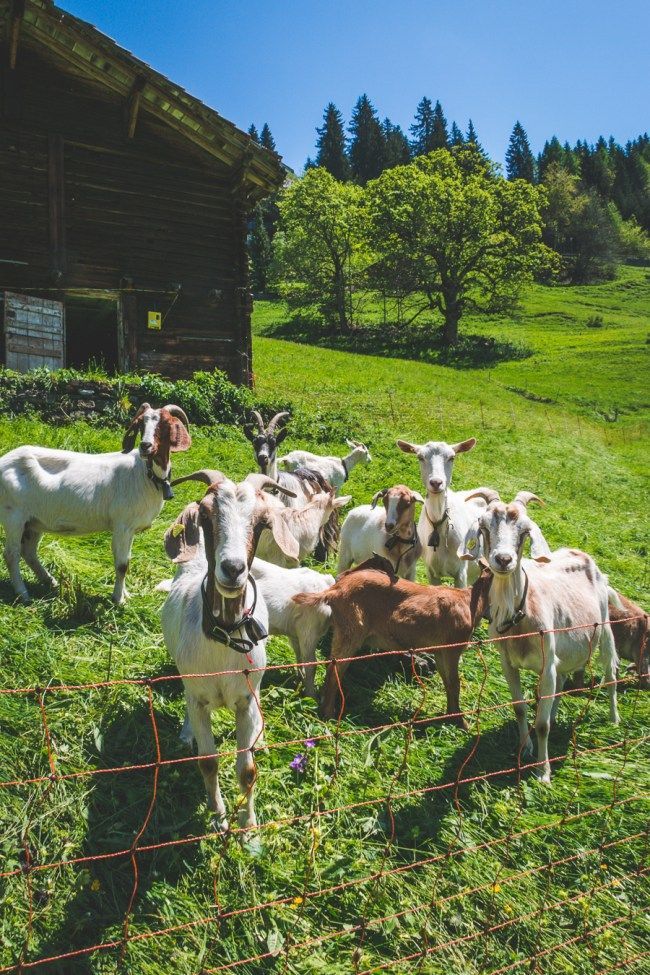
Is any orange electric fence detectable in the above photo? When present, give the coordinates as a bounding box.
[0,615,648,973]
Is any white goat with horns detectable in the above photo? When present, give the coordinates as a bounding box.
[396,436,492,587]
[459,489,620,783]
[0,402,191,604]
[279,439,372,493]
[161,468,299,841]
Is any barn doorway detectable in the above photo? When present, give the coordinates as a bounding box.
[65,296,119,372]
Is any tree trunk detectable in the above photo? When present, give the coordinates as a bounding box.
[334,268,349,332]
[442,301,461,345]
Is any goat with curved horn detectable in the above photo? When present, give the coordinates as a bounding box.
[244,472,297,498]
[163,404,190,429]
[251,410,266,433]
[465,488,501,506]
[171,469,225,488]
[267,411,290,434]
[513,491,545,508]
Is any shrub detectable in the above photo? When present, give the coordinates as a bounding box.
[585,315,605,328]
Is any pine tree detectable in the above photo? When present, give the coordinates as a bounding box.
[382,119,411,169]
[248,124,260,143]
[348,94,386,184]
[315,103,351,181]
[450,122,464,146]
[431,100,449,149]
[409,96,435,156]
[505,121,536,182]
[466,119,482,150]
[260,123,277,153]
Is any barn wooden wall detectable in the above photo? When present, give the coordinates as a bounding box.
[0,43,252,382]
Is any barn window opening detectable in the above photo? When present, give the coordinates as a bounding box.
[65,296,119,372]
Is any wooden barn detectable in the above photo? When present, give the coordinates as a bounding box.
[0,0,284,382]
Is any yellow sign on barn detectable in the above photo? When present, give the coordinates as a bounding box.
[147,311,162,330]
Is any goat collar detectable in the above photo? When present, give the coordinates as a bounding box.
[340,456,349,481]
[488,568,529,634]
[200,574,267,654]
[146,458,174,501]
[424,505,449,550]
[385,526,417,574]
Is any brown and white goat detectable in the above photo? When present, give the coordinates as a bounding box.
[161,469,298,841]
[294,555,491,724]
[337,485,425,579]
[0,402,191,603]
[460,490,620,782]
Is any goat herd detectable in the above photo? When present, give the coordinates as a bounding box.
[0,404,647,837]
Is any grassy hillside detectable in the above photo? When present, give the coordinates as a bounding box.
[0,271,648,974]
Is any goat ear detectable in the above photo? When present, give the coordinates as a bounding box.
[529,524,552,562]
[276,427,289,445]
[458,522,481,561]
[334,495,353,509]
[122,416,144,452]
[164,502,201,563]
[370,489,387,508]
[243,425,256,443]
[412,491,426,504]
[169,417,192,453]
[396,439,420,455]
[268,512,300,563]
[452,437,477,455]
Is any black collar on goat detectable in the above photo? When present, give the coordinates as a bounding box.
[165,469,298,643]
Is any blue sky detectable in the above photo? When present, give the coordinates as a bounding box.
[61,0,649,172]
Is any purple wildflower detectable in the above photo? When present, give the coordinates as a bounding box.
[304,739,316,749]
[289,753,308,773]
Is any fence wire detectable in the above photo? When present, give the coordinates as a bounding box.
[0,614,648,973]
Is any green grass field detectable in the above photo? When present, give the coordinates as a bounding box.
[0,270,648,974]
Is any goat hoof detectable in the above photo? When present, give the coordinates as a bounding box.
[17,592,31,606]
[210,814,229,835]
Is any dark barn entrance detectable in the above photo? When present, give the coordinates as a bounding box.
[64,296,119,372]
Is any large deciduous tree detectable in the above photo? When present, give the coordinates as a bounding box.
[273,168,368,331]
[365,146,552,344]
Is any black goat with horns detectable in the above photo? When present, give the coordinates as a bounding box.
[244,411,341,557]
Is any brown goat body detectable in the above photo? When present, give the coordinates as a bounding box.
[571,594,649,690]
[294,556,491,724]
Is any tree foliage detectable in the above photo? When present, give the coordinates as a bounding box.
[506,122,536,182]
[365,146,553,343]
[348,95,385,184]
[315,103,351,181]
[272,168,369,330]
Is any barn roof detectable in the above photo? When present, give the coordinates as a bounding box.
[1,0,286,199]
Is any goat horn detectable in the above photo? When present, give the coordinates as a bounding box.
[513,491,545,508]
[163,404,190,428]
[267,411,290,434]
[466,488,501,505]
[251,410,266,433]
[244,472,297,498]
[171,469,225,487]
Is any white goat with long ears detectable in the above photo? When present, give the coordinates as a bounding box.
[396,437,490,587]
[337,484,425,580]
[161,468,299,839]
[0,402,191,604]
[255,488,351,567]
[459,489,620,783]
[279,439,372,493]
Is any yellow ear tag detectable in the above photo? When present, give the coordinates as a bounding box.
[171,523,185,537]
[467,538,477,550]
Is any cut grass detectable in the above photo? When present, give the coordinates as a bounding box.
[0,270,648,974]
